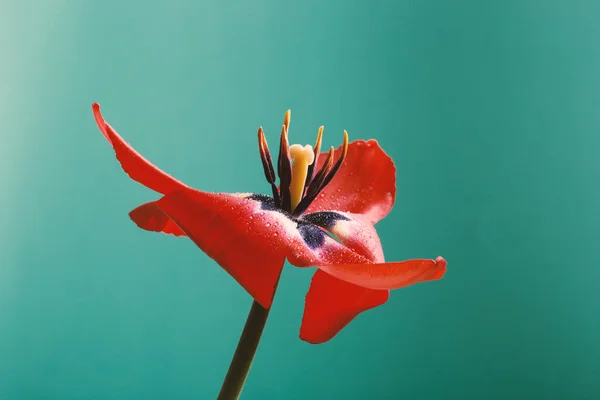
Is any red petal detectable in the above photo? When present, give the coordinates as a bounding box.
[92,103,188,195]
[300,270,389,344]
[320,256,447,290]
[129,201,186,237]
[300,258,445,344]
[306,140,396,224]
[154,190,291,308]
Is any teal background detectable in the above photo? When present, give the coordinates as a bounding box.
[1,0,599,398]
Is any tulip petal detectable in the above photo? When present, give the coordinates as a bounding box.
[92,103,188,195]
[307,140,396,224]
[300,270,389,344]
[154,190,289,308]
[129,201,186,237]
[320,256,447,290]
[300,258,445,344]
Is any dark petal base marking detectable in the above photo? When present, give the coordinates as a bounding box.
[297,223,326,250]
[246,194,281,212]
[246,194,345,250]
[302,211,350,229]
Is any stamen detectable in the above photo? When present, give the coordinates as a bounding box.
[321,130,349,188]
[257,127,280,205]
[304,126,323,188]
[257,127,275,183]
[256,110,349,216]
[277,124,292,212]
[289,144,315,212]
[305,147,334,199]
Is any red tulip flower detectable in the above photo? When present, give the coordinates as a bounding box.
[93,103,446,398]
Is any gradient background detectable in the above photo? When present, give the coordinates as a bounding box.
[1,0,599,399]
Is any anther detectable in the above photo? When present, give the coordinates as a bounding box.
[306,147,334,199]
[283,109,291,133]
[304,126,323,189]
[257,127,280,205]
[277,124,292,212]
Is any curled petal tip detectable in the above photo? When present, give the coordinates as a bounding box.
[435,256,447,268]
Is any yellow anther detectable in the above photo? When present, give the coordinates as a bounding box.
[315,126,323,151]
[289,144,315,212]
[283,109,291,133]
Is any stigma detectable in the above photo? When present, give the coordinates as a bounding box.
[289,144,315,212]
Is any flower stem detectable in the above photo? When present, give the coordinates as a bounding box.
[217,300,272,399]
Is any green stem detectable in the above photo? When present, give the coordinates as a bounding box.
[216,300,272,400]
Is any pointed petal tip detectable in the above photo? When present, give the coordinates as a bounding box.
[91,102,111,143]
[92,102,101,119]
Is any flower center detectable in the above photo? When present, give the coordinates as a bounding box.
[289,144,315,212]
[256,110,348,215]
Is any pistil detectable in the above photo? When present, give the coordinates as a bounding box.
[289,144,315,212]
